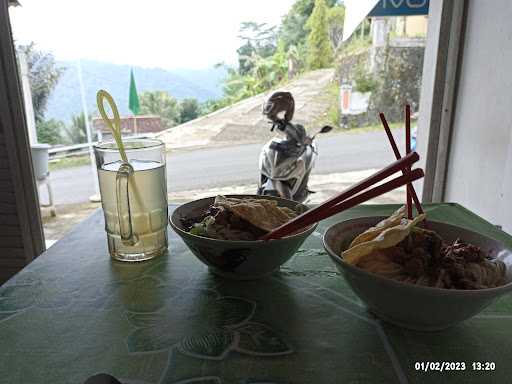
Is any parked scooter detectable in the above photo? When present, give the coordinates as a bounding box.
[257,91,332,203]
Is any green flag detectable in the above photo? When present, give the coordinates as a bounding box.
[128,69,140,115]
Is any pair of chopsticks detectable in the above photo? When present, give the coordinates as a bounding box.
[260,151,424,241]
[379,105,424,219]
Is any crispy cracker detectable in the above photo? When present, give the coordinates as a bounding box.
[214,196,296,232]
[349,206,407,248]
[342,214,426,265]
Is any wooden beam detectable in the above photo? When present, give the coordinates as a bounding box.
[417,0,468,202]
[0,0,45,273]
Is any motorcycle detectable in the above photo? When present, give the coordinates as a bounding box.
[257,91,332,203]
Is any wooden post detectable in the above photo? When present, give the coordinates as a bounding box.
[0,0,45,283]
[417,0,468,202]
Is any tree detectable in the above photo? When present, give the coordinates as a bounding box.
[306,0,334,70]
[179,98,201,123]
[279,0,337,51]
[63,112,88,144]
[36,119,63,145]
[212,0,339,109]
[287,43,308,77]
[237,22,278,75]
[326,5,345,54]
[16,43,63,123]
[140,91,180,129]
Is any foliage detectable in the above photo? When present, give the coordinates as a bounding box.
[306,0,333,70]
[286,43,308,77]
[354,66,378,93]
[202,98,230,114]
[326,5,345,54]
[16,43,63,123]
[140,91,180,129]
[36,119,63,145]
[340,35,372,57]
[216,46,288,107]
[49,155,90,171]
[209,0,340,110]
[279,0,337,51]
[179,98,201,123]
[279,0,313,51]
[237,22,278,75]
[326,81,340,127]
[63,112,88,144]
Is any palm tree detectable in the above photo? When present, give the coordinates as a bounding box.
[63,112,88,144]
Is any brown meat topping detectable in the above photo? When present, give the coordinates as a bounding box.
[388,229,505,289]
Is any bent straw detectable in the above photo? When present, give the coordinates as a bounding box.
[261,153,421,240]
[97,90,128,163]
[378,112,424,215]
[96,89,145,212]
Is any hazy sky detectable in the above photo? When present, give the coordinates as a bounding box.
[9,0,296,70]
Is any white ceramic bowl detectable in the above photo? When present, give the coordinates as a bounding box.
[170,195,316,280]
[323,217,512,331]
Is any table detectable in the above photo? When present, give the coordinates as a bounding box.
[1,203,512,384]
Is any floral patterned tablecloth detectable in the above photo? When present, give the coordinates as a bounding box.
[1,203,511,384]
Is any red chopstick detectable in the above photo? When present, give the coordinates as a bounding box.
[261,156,423,241]
[260,151,419,240]
[379,112,423,215]
[263,168,424,240]
[405,105,413,219]
[312,168,424,226]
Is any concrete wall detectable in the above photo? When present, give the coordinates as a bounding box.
[444,0,512,232]
[395,16,428,37]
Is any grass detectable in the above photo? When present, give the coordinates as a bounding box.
[49,155,91,171]
[339,36,371,57]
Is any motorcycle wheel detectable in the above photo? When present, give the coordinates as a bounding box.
[292,170,311,203]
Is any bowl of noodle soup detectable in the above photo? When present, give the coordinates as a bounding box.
[323,216,512,331]
[170,195,316,280]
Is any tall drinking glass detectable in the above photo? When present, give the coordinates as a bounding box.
[94,139,168,262]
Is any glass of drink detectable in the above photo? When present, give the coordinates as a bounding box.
[94,139,168,262]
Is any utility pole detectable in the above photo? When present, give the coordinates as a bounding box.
[76,59,100,201]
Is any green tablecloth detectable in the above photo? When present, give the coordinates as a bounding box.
[1,203,511,384]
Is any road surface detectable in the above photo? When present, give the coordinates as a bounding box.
[42,129,404,205]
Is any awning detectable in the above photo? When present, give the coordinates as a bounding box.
[342,0,380,42]
[342,0,430,42]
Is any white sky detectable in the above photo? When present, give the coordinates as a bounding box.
[9,0,296,70]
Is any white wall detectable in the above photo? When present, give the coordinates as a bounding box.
[444,0,512,232]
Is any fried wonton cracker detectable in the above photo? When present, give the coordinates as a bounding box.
[343,213,426,265]
[214,196,297,232]
[349,206,407,248]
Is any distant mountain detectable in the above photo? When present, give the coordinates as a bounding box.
[45,60,226,122]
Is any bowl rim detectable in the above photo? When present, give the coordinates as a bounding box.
[323,216,512,295]
[169,194,318,245]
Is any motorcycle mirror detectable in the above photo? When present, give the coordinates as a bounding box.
[320,125,333,134]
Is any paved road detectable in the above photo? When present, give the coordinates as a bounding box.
[42,129,404,205]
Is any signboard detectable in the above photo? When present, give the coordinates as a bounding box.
[340,85,352,114]
[369,0,429,17]
[340,84,371,116]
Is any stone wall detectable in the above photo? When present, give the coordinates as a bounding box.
[336,44,425,127]
[368,45,425,123]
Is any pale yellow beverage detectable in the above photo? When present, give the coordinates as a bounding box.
[98,159,168,261]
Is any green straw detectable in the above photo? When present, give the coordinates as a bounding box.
[97,89,129,163]
[96,89,146,228]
